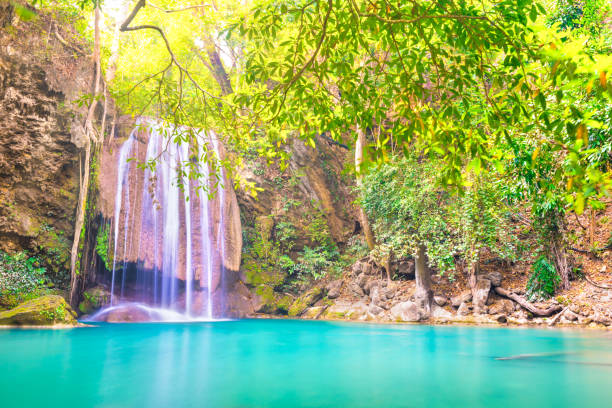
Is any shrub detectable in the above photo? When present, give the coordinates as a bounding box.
[526,256,561,301]
[291,245,339,281]
[95,222,112,271]
[0,251,48,308]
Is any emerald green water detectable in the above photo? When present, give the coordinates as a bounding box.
[1,320,611,407]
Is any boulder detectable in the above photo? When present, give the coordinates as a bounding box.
[288,287,326,317]
[349,282,365,297]
[592,312,612,326]
[451,291,472,308]
[368,303,384,316]
[105,305,151,322]
[347,302,369,320]
[326,279,343,299]
[562,309,579,322]
[0,295,77,326]
[351,261,363,275]
[370,286,385,308]
[457,302,472,316]
[78,285,111,315]
[495,314,508,323]
[485,272,502,287]
[356,273,368,289]
[472,278,492,314]
[433,295,448,307]
[384,286,397,300]
[431,305,453,320]
[396,259,415,278]
[390,301,420,322]
[302,306,326,319]
[326,279,343,292]
[488,299,515,315]
[363,280,378,295]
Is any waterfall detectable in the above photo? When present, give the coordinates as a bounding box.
[106,119,226,319]
[110,128,136,306]
[197,134,214,318]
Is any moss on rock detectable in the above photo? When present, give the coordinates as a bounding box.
[0,294,77,326]
[78,285,110,314]
[288,287,325,317]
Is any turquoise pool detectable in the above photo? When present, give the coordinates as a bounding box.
[1,320,611,407]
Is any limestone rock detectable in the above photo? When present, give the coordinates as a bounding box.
[356,273,368,289]
[488,299,515,315]
[104,305,151,323]
[563,309,579,322]
[384,286,396,300]
[451,291,472,308]
[0,295,77,326]
[363,280,378,295]
[302,306,325,319]
[78,285,111,315]
[390,301,420,322]
[485,272,502,287]
[326,279,344,299]
[288,287,326,317]
[433,295,448,307]
[347,302,369,320]
[495,314,508,323]
[349,282,365,297]
[431,305,453,320]
[472,278,491,314]
[457,302,472,316]
[368,303,384,316]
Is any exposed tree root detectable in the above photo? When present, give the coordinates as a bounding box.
[585,275,612,290]
[493,287,563,317]
[548,306,569,326]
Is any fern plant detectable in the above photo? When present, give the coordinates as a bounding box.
[526,257,561,301]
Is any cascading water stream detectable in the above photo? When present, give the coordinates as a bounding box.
[110,128,136,306]
[103,119,227,321]
[211,133,226,315]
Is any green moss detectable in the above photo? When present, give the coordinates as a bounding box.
[78,286,110,314]
[288,287,325,317]
[254,286,292,314]
[36,222,71,285]
[288,298,308,317]
[0,295,77,326]
[95,222,112,271]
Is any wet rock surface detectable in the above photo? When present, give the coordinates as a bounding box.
[0,295,77,326]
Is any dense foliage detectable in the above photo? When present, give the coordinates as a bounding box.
[526,256,562,300]
[360,157,517,278]
[0,251,49,308]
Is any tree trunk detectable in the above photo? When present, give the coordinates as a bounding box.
[414,243,432,318]
[203,36,233,96]
[355,125,376,250]
[552,235,570,290]
[69,4,101,307]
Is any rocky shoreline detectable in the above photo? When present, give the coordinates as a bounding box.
[265,258,612,330]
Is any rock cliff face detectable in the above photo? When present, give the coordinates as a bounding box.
[226,136,359,317]
[95,123,242,316]
[0,7,92,285]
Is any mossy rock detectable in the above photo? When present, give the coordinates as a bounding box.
[255,286,293,314]
[78,285,111,314]
[0,295,77,326]
[288,287,326,317]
